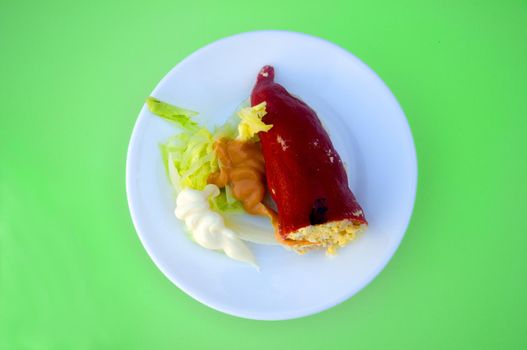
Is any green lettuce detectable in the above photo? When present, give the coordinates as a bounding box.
[237,102,272,141]
[147,96,242,213]
[146,96,199,130]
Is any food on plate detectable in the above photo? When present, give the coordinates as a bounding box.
[147,98,273,266]
[146,96,199,129]
[236,102,272,141]
[251,66,367,253]
[208,139,269,216]
[147,65,367,265]
[207,101,272,217]
[175,184,256,266]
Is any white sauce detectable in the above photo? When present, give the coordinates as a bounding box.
[175,184,256,267]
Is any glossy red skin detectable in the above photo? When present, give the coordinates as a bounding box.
[251,66,367,238]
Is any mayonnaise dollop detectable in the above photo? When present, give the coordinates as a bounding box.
[174,184,256,266]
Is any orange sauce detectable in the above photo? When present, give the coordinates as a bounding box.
[208,138,271,217]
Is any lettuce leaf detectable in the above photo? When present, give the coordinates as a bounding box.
[149,96,243,213]
[237,102,272,141]
[146,96,199,131]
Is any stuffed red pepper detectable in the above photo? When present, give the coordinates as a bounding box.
[251,65,367,253]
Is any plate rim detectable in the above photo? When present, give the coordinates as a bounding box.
[126,30,418,320]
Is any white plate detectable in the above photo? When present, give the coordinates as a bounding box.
[126,30,417,320]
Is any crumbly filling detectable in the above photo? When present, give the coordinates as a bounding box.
[285,219,367,254]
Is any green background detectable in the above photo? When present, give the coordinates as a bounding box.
[1,0,526,348]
